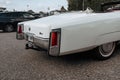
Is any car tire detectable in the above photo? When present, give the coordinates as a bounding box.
[4,24,14,32]
[95,42,116,60]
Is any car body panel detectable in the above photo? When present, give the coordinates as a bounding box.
[59,12,120,54]
[18,11,120,56]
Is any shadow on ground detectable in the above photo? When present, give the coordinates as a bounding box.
[0,30,16,33]
[35,45,120,65]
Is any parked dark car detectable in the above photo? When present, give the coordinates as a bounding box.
[0,12,35,32]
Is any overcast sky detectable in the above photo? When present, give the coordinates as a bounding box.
[0,0,68,12]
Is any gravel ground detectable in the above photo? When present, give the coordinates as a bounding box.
[0,32,120,80]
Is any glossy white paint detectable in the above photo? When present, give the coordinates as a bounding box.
[19,11,120,55]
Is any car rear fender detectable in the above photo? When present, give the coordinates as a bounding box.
[95,31,120,45]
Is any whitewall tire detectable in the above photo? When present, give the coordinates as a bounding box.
[95,42,116,60]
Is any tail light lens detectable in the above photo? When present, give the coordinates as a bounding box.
[16,24,24,40]
[49,28,61,56]
[51,32,58,46]
[18,25,22,33]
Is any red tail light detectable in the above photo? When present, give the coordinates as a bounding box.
[16,24,24,40]
[49,28,61,56]
[18,25,22,33]
[51,32,58,46]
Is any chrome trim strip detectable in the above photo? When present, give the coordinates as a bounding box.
[33,36,49,41]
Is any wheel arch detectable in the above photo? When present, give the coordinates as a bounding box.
[95,31,120,46]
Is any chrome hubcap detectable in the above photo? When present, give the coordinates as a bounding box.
[99,42,115,57]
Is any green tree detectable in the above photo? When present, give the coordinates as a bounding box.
[67,0,120,11]
[67,0,83,10]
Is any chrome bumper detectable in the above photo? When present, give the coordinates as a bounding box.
[33,36,49,50]
[23,28,61,56]
[24,33,49,50]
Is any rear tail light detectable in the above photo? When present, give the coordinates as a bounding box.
[51,32,58,46]
[16,24,24,40]
[49,28,61,56]
[18,25,22,33]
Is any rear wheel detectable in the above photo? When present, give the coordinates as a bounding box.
[4,24,14,32]
[95,42,116,60]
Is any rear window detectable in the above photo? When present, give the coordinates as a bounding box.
[22,13,34,18]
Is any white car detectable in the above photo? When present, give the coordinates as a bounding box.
[17,2,120,60]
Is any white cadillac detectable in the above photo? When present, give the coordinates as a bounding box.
[17,2,120,60]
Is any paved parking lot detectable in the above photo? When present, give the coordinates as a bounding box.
[0,32,120,80]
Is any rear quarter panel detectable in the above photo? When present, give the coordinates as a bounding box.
[60,12,120,55]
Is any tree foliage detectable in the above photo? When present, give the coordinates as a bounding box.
[67,0,120,11]
[67,0,83,10]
